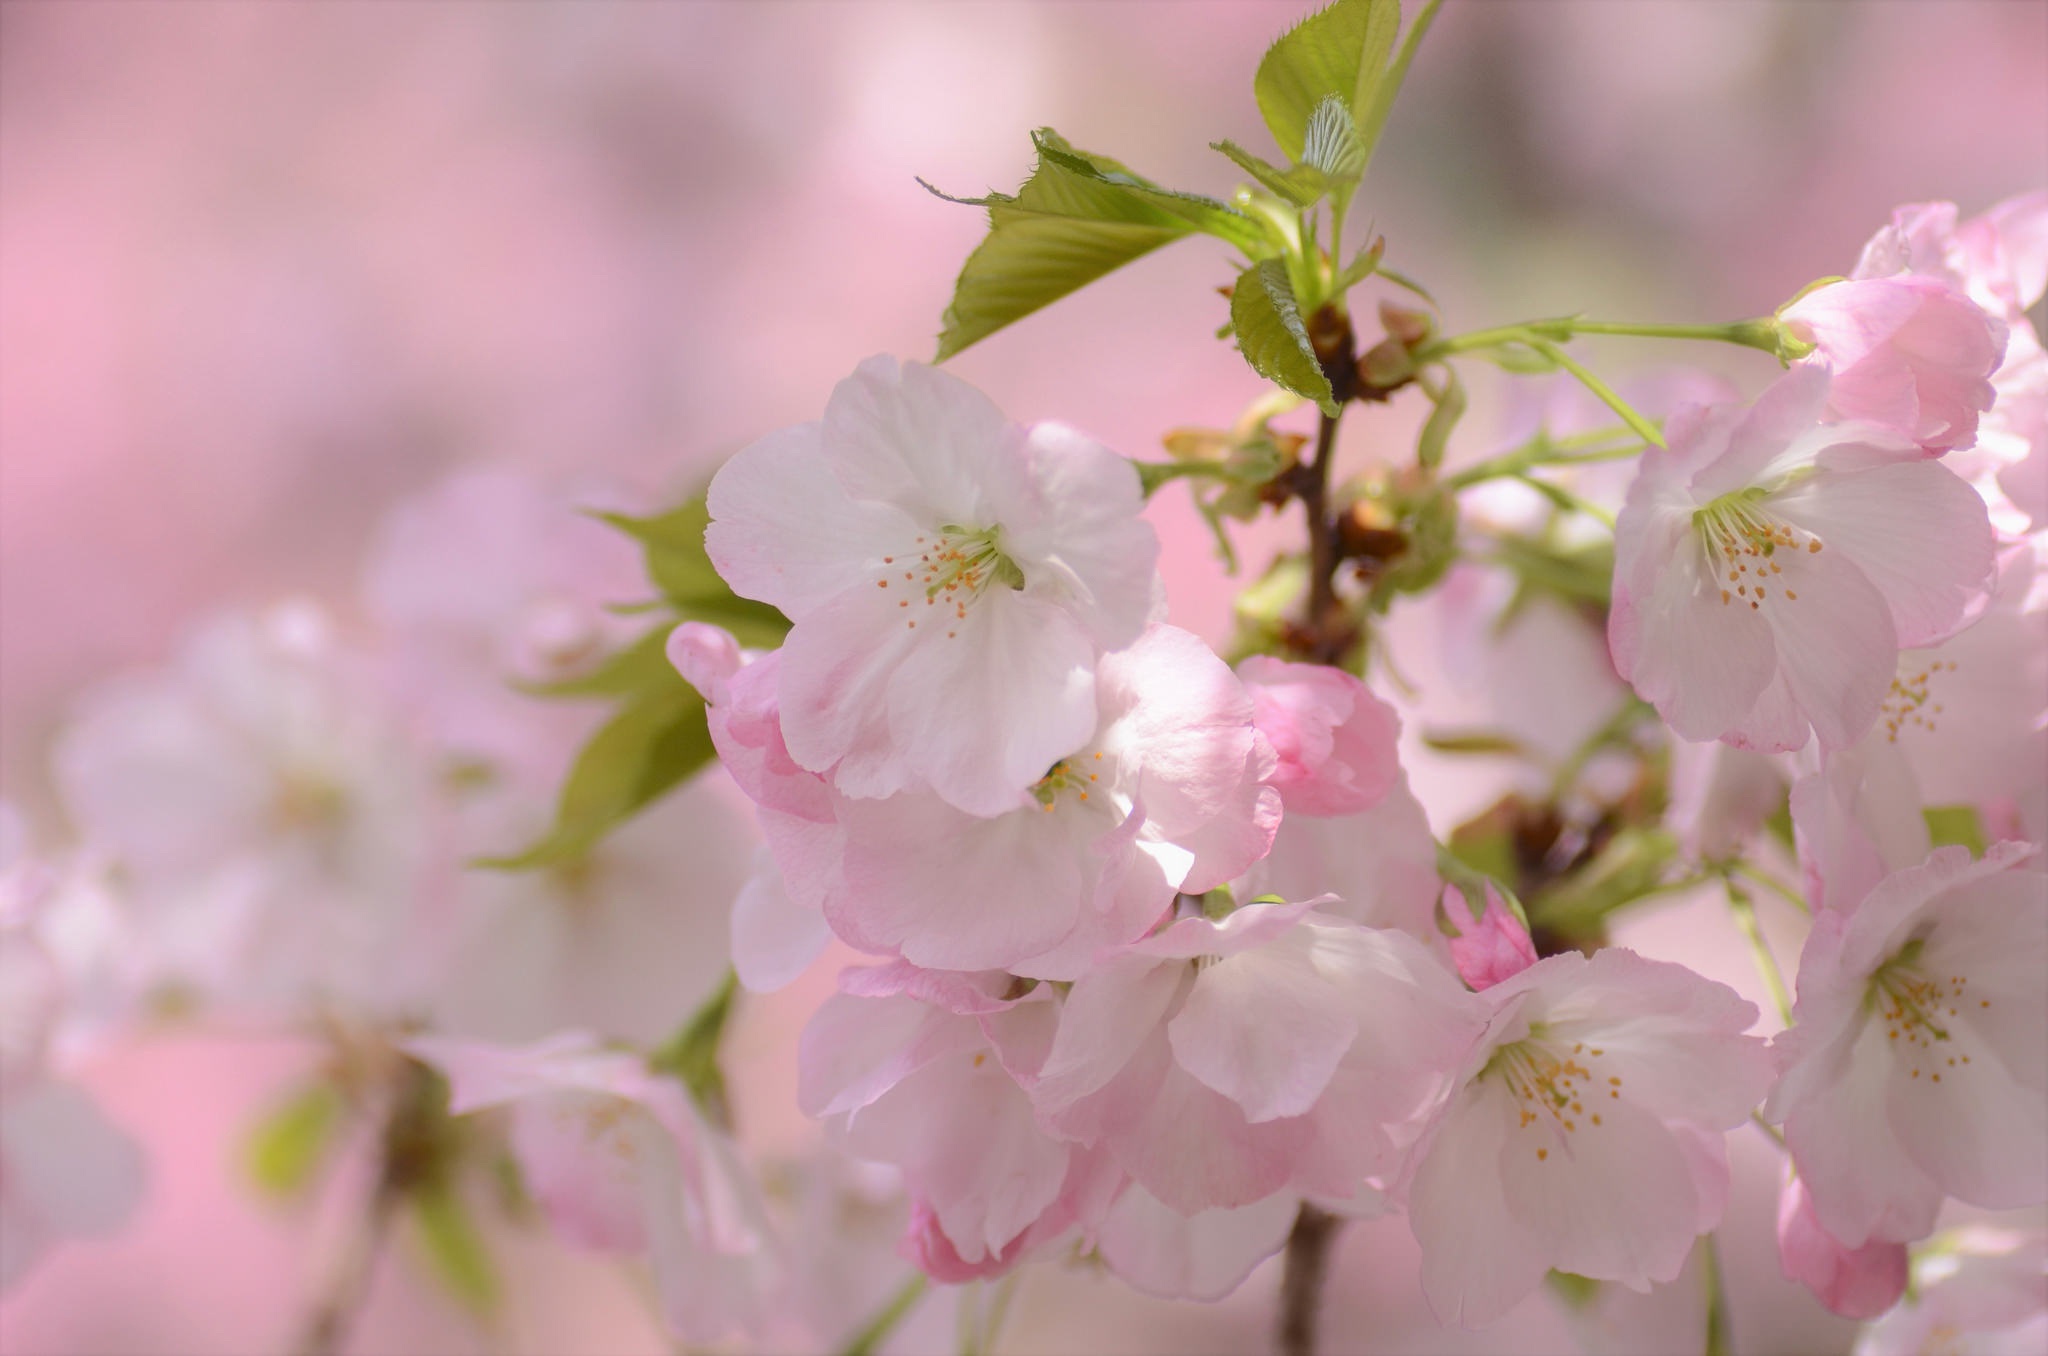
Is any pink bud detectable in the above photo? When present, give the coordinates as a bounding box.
[1446,884,1536,991]
[1776,1172,1908,1319]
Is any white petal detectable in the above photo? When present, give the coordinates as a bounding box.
[1096,1185,1296,1302]
[1771,462,1995,648]
[1411,1081,1549,1328]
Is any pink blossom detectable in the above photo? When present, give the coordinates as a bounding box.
[1609,367,1996,752]
[796,965,1115,1278]
[1238,769,1445,943]
[406,1033,771,1344]
[52,604,460,1020]
[1236,656,1401,815]
[1780,277,2006,454]
[1847,194,2048,525]
[1445,883,1537,991]
[1765,843,2048,1248]
[1856,1227,2048,1356]
[0,826,146,1291]
[1406,947,1772,1328]
[1777,1170,1908,1320]
[1030,901,1484,1219]
[704,355,1160,818]
[1092,1184,1300,1301]
[361,468,646,782]
[790,626,1279,979]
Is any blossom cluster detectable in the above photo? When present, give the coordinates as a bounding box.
[2,5,2043,1344]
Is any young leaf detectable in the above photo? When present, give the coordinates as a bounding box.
[408,1181,501,1319]
[1355,0,1445,171]
[595,500,790,649]
[516,624,679,700]
[1254,0,1401,164]
[932,129,1265,360]
[1415,364,1465,469]
[477,681,715,870]
[1211,139,1327,208]
[1230,259,1339,414]
[244,1082,347,1199]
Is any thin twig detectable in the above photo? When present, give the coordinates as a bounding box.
[1278,1203,1344,1356]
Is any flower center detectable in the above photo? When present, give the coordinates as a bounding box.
[1692,489,1823,612]
[876,527,1025,638]
[1029,751,1105,812]
[1882,659,1958,742]
[1868,937,1981,1083]
[1482,1028,1621,1160]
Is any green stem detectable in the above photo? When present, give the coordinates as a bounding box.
[1725,878,1793,1025]
[1446,441,1644,491]
[1702,1233,1733,1356]
[1420,316,1781,359]
[839,1273,928,1356]
[1524,339,1666,448]
[1513,472,1616,528]
[1732,860,1810,916]
[1750,1110,1787,1149]
[1135,459,1236,496]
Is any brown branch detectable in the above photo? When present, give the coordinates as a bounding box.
[1277,1202,1344,1356]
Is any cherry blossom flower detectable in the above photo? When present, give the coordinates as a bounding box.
[668,624,837,991]
[1235,656,1401,816]
[704,355,1160,818]
[1406,947,1772,1328]
[1765,842,2048,1249]
[1093,1185,1300,1302]
[1847,193,2048,527]
[1030,900,1484,1220]
[53,604,460,1019]
[362,468,647,782]
[1445,882,1537,992]
[778,625,1278,979]
[797,964,1115,1279]
[1779,276,2006,454]
[1609,367,1996,753]
[430,774,751,1046]
[406,1032,772,1344]
[1856,1227,2048,1356]
[0,820,146,1291]
[1777,1170,1908,1320]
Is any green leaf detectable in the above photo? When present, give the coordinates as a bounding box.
[596,500,790,649]
[479,681,715,870]
[1230,259,1338,414]
[1210,139,1327,208]
[932,129,1266,361]
[408,1182,500,1319]
[1416,364,1465,469]
[244,1082,347,1199]
[649,968,740,1125]
[1923,805,1987,857]
[1547,1270,1603,1311]
[1354,0,1443,173]
[516,624,679,699]
[1532,828,1682,933]
[1254,0,1401,164]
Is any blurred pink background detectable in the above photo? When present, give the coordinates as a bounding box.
[3,2,2042,1352]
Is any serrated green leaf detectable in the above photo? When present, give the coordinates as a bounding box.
[244,1082,347,1199]
[1416,364,1465,469]
[1210,139,1328,208]
[1254,0,1401,164]
[1355,0,1443,172]
[409,1182,500,1318]
[932,129,1266,361]
[1230,259,1338,414]
[1923,805,1987,857]
[479,682,714,870]
[596,500,790,650]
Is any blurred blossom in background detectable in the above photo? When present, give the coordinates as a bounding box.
[1,2,2042,1353]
